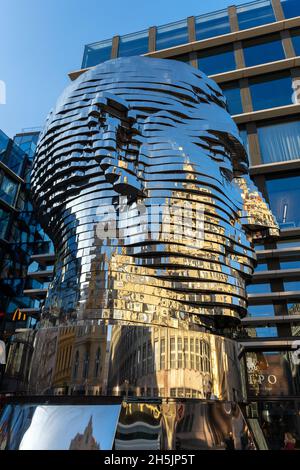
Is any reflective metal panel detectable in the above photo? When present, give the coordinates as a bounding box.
[115,401,256,450]
[0,404,121,450]
[3,57,279,400]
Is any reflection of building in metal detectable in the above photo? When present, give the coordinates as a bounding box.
[2,57,278,403]
[69,416,100,450]
[69,324,107,396]
[114,401,256,450]
[52,326,75,393]
[108,325,242,401]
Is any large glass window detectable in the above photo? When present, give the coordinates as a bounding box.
[257,119,300,163]
[291,28,300,56]
[248,304,275,316]
[243,34,285,67]
[249,73,293,111]
[118,30,148,57]
[197,45,236,75]
[221,81,243,115]
[247,283,272,294]
[82,39,112,68]
[265,174,300,228]
[247,326,278,337]
[0,172,18,206]
[280,258,300,269]
[195,9,231,41]
[237,0,275,30]
[156,20,188,50]
[281,0,300,19]
[284,280,300,291]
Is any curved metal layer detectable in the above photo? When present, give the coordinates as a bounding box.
[31,56,278,328]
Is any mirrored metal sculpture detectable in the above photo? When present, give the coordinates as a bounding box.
[2,57,279,405]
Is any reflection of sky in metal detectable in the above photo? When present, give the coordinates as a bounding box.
[19,405,120,450]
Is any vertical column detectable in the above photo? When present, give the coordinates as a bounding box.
[148,26,156,53]
[240,78,253,114]
[246,122,262,166]
[228,5,239,32]
[272,0,285,21]
[234,41,245,69]
[187,16,196,43]
[111,36,119,59]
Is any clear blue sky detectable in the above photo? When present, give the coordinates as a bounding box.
[0,0,250,138]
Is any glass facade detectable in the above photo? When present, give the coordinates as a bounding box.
[197,45,236,75]
[265,174,300,228]
[243,34,285,67]
[281,0,300,19]
[249,73,293,111]
[236,1,275,30]
[156,20,188,50]
[248,304,275,316]
[0,130,52,338]
[195,10,231,41]
[118,30,148,57]
[221,81,243,115]
[82,39,112,68]
[257,119,300,163]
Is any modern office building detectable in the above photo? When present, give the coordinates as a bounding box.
[65,0,300,447]
[0,129,51,340]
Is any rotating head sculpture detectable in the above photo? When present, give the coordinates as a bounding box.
[32,56,278,331]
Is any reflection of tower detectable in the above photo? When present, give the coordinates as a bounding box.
[69,416,100,450]
[53,326,75,393]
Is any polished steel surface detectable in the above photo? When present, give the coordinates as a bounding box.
[2,57,279,399]
[0,400,256,450]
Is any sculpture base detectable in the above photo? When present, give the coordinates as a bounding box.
[0,396,260,450]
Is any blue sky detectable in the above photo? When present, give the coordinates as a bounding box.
[0,0,250,138]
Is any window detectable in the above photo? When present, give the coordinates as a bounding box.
[284,280,300,291]
[237,0,275,30]
[197,45,236,75]
[280,259,300,269]
[243,34,285,67]
[249,73,293,111]
[221,81,243,115]
[0,207,10,239]
[254,261,268,272]
[257,119,300,163]
[73,350,79,379]
[156,20,188,50]
[83,351,89,379]
[247,283,272,294]
[265,175,300,228]
[291,29,300,56]
[177,337,183,368]
[118,30,149,57]
[195,10,231,41]
[248,326,278,337]
[238,125,249,154]
[160,338,165,370]
[0,172,18,206]
[82,40,112,68]
[170,337,176,368]
[281,0,300,19]
[248,304,275,316]
[277,238,300,248]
